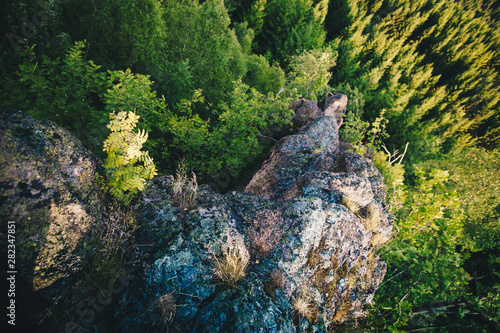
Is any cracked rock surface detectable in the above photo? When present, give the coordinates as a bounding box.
[117,115,392,332]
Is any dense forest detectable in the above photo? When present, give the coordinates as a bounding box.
[1,0,499,331]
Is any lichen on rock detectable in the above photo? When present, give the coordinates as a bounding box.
[0,107,104,322]
[116,106,392,332]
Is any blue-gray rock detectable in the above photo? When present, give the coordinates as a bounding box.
[116,115,392,332]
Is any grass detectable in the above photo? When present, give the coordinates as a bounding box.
[292,288,317,321]
[210,232,250,288]
[155,292,176,325]
[172,158,198,212]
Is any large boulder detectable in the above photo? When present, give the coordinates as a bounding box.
[0,108,104,323]
[116,115,392,332]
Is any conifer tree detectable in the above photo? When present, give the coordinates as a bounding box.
[253,0,326,68]
[329,0,500,159]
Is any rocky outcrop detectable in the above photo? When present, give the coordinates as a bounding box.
[290,98,324,128]
[116,114,392,332]
[323,92,348,128]
[289,92,348,131]
[0,107,104,319]
[0,98,390,332]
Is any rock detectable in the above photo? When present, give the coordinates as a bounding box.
[0,108,104,322]
[290,98,324,129]
[0,105,392,332]
[116,115,392,332]
[245,116,340,200]
[323,92,348,128]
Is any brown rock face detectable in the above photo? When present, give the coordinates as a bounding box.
[0,108,104,312]
[245,116,340,200]
[324,92,348,128]
[290,98,324,128]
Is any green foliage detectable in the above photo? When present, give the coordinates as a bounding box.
[418,147,500,254]
[364,168,472,331]
[340,101,388,150]
[254,0,326,68]
[287,43,338,99]
[62,0,165,70]
[102,111,157,204]
[340,110,369,146]
[243,54,286,95]
[168,81,295,183]
[373,149,406,212]
[329,0,500,160]
[162,0,247,109]
[1,41,108,153]
[103,68,169,149]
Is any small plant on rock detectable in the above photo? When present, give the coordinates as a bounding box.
[210,232,250,288]
[171,158,198,212]
[101,111,157,204]
[292,289,317,321]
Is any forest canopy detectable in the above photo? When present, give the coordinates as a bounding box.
[1,0,499,331]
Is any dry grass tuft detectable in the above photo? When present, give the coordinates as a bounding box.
[342,196,361,215]
[293,296,313,318]
[333,297,352,322]
[155,292,176,324]
[292,289,318,321]
[210,233,250,288]
[172,158,198,211]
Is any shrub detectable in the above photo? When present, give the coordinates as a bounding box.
[210,232,250,288]
[168,82,294,184]
[102,111,157,204]
[287,44,338,100]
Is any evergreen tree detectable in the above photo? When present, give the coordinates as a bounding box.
[162,0,247,113]
[253,0,326,68]
[61,0,165,70]
[329,0,500,161]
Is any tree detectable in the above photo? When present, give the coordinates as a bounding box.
[0,41,108,153]
[61,0,165,70]
[287,43,338,99]
[162,0,247,112]
[254,0,326,69]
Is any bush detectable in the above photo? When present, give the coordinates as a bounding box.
[287,44,338,100]
[168,82,295,184]
[102,111,157,204]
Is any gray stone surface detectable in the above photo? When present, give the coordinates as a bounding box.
[0,107,104,325]
[117,115,392,332]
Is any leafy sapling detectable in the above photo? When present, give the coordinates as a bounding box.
[101,111,157,204]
